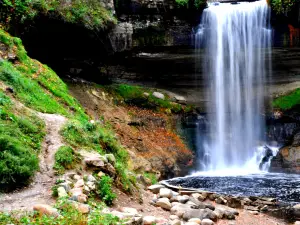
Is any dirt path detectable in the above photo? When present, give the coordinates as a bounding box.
[0,113,66,212]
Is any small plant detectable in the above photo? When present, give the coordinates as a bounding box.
[88,205,119,225]
[96,175,116,206]
[51,185,59,197]
[144,172,158,185]
[53,146,79,174]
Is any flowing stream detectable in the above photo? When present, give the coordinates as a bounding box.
[196,0,272,171]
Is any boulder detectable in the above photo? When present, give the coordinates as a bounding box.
[87,175,96,182]
[188,218,201,224]
[148,184,165,194]
[192,193,205,202]
[186,201,197,207]
[227,197,242,208]
[120,207,139,215]
[170,215,179,220]
[293,204,300,218]
[33,204,60,218]
[143,216,157,225]
[171,219,181,225]
[159,188,173,198]
[214,208,224,219]
[171,203,192,218]
[69,193,88,203]
[84,156,105,167]
[183,208,217,221]
[57,187,68,198]
[208,194,218,201]
[86,181,96,190]
[178,195,190,204]
[69,187,83,196]
[156,198,172,210]
[201,219,214,225]
[74,179,85,188]
[73,174,81,180]
[105,154,116,165]
[152,92,165,100]
[185,222,199,225]
[73,202,90,214]
[174,95,187,104]
[103,163,117,177]
[215,197,227,205]
[57,182,71,192]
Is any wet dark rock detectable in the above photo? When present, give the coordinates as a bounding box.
[227,197,242,209]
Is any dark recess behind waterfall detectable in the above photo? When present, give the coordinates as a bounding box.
[16,1,300,87]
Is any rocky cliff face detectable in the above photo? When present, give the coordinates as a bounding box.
[268,108,300,173]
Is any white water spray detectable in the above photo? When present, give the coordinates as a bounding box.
[196,0,272,171]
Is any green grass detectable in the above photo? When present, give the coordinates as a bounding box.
[111,84,184,113]
[0,92,44,188]
[143,172,158,185]
[0,202,120,225]
[53,146,80,174]
[273,88,300,110]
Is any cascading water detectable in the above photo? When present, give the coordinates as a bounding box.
[196,0,272,171]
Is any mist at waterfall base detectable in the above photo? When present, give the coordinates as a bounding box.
[195,0,272,173]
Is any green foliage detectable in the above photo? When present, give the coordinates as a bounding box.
[175,0,189,6]
[0,60,67,114]
[88,205,119,225]
[113,84,184,113]
[273,88,300,110]
[96,175,116,206]
[53,146,79,174]
[270,0,297,14]
[0,135,39,188]
[0,91,45,188]
[1,0,116,30]
[143,172,158,185]
[0,203,120,225]
[175,0,206,8]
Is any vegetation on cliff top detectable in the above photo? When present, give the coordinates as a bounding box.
[0,28,132,191]
[270,0,299,15]
[1,0,116,31]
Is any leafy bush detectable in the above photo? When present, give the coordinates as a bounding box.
[270,0,298,14]
[0,135,38,188]
[97,175,116,206]
[54,146,79,174]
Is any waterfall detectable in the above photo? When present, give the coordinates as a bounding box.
[196,0,272,171]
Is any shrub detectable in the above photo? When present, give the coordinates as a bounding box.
[53,146,78,174]
[144,172,158,185]
[0,135,38,188]
[96,175,116,206]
